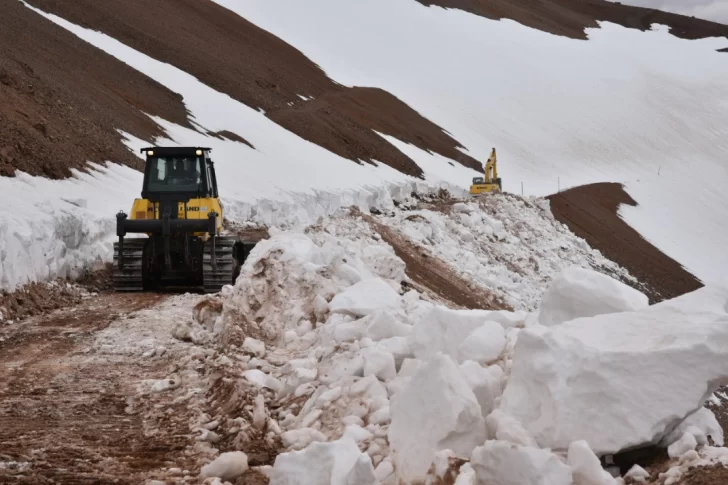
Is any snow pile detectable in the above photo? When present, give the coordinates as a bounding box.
[133,212,728,485]
[538,266,649,327]
[378,195,639,310]
[500,284,728,454]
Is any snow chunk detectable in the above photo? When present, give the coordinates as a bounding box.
[243,337,266,358]
[200,451,249,481]
[459,361,502,418]
[668,432,698,458]
[362,346,396,381]
[500,286,728,454]
[624,465,650,482]
[389,353,486,483]
[458,321,506,364]
[281,428,327,450]
[365,310,412,341]
[329,279,401,317]
[470,441,572,485]
[662,407,724,447]
[270,438,377,485]
[243,369,283,392]
[409,306,489,362]
[452,203,474,214]
[485,409,537,447]
[568,440,616,485]
[538,267,648,327]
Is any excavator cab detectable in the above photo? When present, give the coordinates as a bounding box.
[469,148,502,195]
[113,146,256,293]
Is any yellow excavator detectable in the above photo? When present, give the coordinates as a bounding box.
[113,146,257,293]
[469,148,502,195]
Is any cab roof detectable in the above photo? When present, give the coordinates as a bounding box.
[140,146,212,156]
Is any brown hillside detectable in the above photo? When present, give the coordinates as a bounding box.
[0,0,191,179]
[417,0,728,40]
[19,0,483,179]
[548,183,702,303]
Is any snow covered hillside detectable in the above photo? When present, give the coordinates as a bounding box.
[214,0,728,284]
[146,207,728,485]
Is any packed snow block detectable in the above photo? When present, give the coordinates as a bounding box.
[567,441,616,485]
[269,437,378,485]
[662,407,724,447]
[408,306,491,362]
[389,353,486,483]
[459,361,503,418]
[470,441,572,485]
[361,346,397,381]
[538,266,648,327]
[200,451,249,481]
[365,310,412,341]
[329,278,401,318]
[458,321,507,364]
[667,432,698,458]
[500,286,728,455]
[485,409,537,447]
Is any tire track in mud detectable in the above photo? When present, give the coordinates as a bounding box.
[0,292,194,484]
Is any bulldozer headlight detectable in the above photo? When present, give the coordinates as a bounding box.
[147,150,154,156]
[196,149,203,156]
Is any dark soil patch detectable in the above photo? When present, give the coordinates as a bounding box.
[363,214,511,311]
[0,0,191,179]
[0,282,84,323]
[547,183,702,303]
[0,265,115,323]
[679,465,728,485]
[417,0,728,41]
[24,0,483,178]
[208,130,255,149]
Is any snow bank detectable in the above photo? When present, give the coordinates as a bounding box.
[500,285,728,454]
[379,196,638,310]
[538,266,649,327]
[389,353,486,483]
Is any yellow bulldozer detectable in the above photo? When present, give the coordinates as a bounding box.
[469,148,502,195]
[113,146,257,293]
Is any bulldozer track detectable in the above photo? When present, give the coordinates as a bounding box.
[202,236,237,293]
[112,238,146,292]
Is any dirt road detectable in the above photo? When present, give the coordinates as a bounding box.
[0,291,199,484]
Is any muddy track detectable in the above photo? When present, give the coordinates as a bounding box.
[0,292,193,484]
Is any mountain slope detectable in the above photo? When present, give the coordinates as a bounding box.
[2,0,727,291]
[416,0,728,41]
[206,0,728,284]
[0,0,191,178]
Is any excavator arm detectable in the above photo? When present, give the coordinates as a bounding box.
[484,148,497,183]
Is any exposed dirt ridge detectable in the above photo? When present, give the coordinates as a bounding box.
[547,182,702,303]
[416,0,728,41]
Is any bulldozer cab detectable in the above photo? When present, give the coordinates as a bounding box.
[141,147,218,200]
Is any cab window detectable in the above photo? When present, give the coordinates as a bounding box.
[147,156,203,193]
